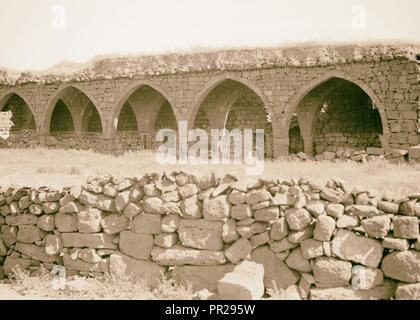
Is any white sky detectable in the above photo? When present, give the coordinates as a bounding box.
[0,0,419,71]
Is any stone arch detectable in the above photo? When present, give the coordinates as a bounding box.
[110,81,178,138]
[189,73,277,132]
[0,90,38,131]
[41,84,104,136]
[190,74,276,158]
[280,71,389,155]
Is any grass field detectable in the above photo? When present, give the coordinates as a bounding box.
[0,148,419,197]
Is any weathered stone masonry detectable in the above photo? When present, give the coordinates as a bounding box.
[0,44,419,157]
[1,172,420,300]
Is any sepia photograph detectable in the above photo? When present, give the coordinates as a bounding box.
[0,0,419,308]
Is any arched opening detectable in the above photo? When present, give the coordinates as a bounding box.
[0,93,38,147]
[45,86,103,149]
[114,85,177,151]
[292,77,383,156]
[193,79,273,160]
[288,115,304,154]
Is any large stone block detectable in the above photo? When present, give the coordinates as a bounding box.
[170,265,235,292]
[331,229,383,268]
[251,246,299,289]
[178,219,223,250]
[151,245,226,266]
[5,214,38,226]
[313,215,335,241]
[119,231,153,260]
[381,250,420,283]
[110,252,166,287]
[270,218,289,240]
[217,261,265,300]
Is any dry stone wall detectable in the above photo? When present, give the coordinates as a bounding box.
[0,172,420,300]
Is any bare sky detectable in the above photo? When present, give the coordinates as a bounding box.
[0,0,419,71]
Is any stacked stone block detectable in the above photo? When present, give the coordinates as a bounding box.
[0,172,419,299]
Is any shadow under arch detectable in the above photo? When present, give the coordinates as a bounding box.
[41,84,104,135]
[280,71,390,153]
[0,90,38,131]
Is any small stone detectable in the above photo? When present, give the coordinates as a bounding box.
[331,229,383,268]
[119,231,153,260]
[301,239,323,259]
[231,204,252,220]
[336,215,360,229]
[393,216,419,239]
[270,238,298,253]
[287,227,313,244]
[305,200,325,217]
[400,199,417,216]
[351,265,384,290]
[361,215,391,239]
[222,219,239,243]
[55,212,77,232]
[180,195,201,219]
[250,231,269,248]
[377,201,399,214]
[79,248,101,263]
[246,189,271,205]
[228,190,247,205]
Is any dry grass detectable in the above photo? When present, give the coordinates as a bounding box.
[0,147,419,197]
[8,265,196,300]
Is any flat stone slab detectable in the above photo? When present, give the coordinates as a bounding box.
[151,245,226,266]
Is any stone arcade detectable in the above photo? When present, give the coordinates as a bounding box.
[0,44,419,158]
